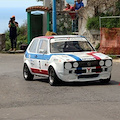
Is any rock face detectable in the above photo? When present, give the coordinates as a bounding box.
[78,6,98,47]
[77,0,118,47]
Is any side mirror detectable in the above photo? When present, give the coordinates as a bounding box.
[39,49,47,54]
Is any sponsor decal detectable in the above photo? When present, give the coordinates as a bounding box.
[96,66,101,73]
[82,58,95,61]
[87,68,91,73]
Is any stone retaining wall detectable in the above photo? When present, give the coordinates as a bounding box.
[0,34,5,51]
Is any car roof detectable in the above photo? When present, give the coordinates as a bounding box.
[37,35,86,39]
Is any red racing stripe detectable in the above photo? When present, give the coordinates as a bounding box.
[87,52,101,60]
[31,68,48,75]
[87,52,102,73]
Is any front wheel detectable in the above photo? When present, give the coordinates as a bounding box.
[100,75,111,84]
[23,63,34,81]
[48,67,59,86]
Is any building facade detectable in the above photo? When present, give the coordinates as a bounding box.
[43,0,118,47]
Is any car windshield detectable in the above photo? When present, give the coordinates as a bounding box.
[50,39,94,53]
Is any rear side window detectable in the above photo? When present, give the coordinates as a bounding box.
[37,39,42,53]
[36,39,48,53]
[40,40,47,50]
[29,39,38,53]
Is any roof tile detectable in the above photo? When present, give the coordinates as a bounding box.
[26,6,49,12]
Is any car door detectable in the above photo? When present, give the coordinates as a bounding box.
[36,39,49,76]
[28,38,40,71]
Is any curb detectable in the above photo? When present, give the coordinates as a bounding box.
[1,50,25,54]
[113,59,120,63]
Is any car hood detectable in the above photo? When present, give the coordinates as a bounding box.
[52,52,112,62]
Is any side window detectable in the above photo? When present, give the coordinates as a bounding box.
[41,40,47,49]
[37,39,42,53]
[29,39,38,53]
[40,40,48,53]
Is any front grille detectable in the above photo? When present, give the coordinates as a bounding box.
[64,60,108,74]
[64,60,100,69]
[75,69,86,74]
[77,60,99,67]
[92,68,102,72]
[78,74,99,79]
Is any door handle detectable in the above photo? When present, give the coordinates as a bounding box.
[35,55,37,58]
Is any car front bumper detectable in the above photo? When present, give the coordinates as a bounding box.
[56,66,112,82]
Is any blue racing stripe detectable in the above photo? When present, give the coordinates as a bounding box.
[25,51,82,61]
[25,51,83,74]
[68,54,82,61]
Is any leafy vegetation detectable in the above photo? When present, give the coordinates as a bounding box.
[95,43,100,50]
[86,16,99,30]
[5,22,27,51]
[109,55,120,59]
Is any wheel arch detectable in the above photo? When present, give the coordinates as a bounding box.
[48,63,61,86]
[24,60,32,73]
[48,62,57,74]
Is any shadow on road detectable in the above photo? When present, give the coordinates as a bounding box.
[30,77,120,87]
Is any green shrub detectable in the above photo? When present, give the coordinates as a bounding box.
[87,16,120,30]
[109,55,119,59]
[95,43,100,51]
[86,17,99,30]
[5,41,11,51]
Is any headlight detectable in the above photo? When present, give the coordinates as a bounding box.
[73,62,79,68]
[105,60,112,67]
[65,63,72,70]
[99,60,104,66]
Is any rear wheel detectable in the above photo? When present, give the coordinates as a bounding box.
[48,67,59,86]
[23,63,34,80]
[100,75,111,84]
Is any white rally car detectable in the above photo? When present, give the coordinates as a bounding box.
[23,35,112,86]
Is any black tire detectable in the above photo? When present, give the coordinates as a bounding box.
[48,67,59,86]
[100,75,111,84]
[23,63,34,81]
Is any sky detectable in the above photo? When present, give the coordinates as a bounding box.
[0,0,43,33]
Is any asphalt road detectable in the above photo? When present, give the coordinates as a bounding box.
[0,53,120,120]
